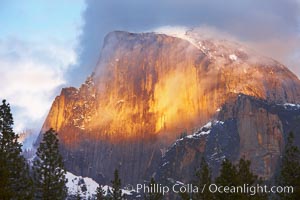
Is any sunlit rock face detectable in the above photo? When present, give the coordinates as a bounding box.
[157,95,300,184]
[40,31,300,184]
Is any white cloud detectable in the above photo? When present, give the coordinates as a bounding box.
[0,37,77,133]
[153,25,300,78]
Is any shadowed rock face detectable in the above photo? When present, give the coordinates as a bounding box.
[39,31,300,184]
[156,95,300,184]
[221,95,284,178]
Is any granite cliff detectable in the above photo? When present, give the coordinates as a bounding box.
[39,30,300,185]
[156,95,300,185]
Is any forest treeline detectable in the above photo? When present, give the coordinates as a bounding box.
[0,100,299,200]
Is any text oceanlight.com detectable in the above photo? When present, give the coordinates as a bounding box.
[136,183,294,196]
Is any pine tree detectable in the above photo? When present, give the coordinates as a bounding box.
[215,158,267,200]
[178,191,190,200]
[144,177,163,200]
[277,132,300,200]
[0,99,33,199]
[33,128,67,200]
[193,157,214,200]
[95,185,106,200]
[236,158,257,185]
[236,157,267,200]
[215,159,239,200]
[110,169,123,200]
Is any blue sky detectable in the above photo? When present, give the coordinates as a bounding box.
[0,0,84,41]
[0,0,299,142]
[0,0,85,135]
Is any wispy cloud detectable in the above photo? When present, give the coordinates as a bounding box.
[77,0,300,79]
[0,0,85,135]
[0,38,77,133]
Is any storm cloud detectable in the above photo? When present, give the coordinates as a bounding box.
[71,0,300,85]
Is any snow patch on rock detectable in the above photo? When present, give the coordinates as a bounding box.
[66,171,99,199]
[66,171,136,199]
[229,54,238,61]
[283,103,300,108]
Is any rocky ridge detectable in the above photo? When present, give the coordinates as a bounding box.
[39,30,300,185]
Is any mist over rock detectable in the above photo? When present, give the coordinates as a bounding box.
[39,30,300,185]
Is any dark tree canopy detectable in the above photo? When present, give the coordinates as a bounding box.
[110,169,123,200]
[0,100,33,199]
[214,157,267,200]
[33,128,67,200]
[144,177,163,200]
[193,157,214,200]
[277,132,300,200]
